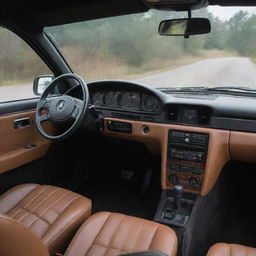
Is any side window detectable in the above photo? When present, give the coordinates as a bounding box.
[0,28,53,102]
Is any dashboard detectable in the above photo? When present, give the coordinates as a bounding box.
[87,80,256,196]
[90,84,161,113]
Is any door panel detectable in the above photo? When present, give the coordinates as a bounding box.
[0,110,52,174]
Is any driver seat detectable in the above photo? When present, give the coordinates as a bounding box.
[0,183,92,254]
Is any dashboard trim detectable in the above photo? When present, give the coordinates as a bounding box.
[103,117,230,196]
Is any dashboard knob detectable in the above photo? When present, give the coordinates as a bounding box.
[142,126,150,134]
[188,177,200,188]
[168,174,178,184]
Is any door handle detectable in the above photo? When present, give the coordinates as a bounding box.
[14,117,31,129]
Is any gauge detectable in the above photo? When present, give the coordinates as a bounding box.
[104,91,120,108]
[120,92,140,110]
[142,95,160,112]
[91,92,104,106]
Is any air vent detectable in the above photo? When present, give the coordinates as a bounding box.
[198,108,212,125]
[167,105,179,122]
[111,112,141,121]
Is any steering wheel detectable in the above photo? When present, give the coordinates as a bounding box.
[36,73,89,141]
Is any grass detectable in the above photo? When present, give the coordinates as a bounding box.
[63,48,237,82]
[0,49,237,87]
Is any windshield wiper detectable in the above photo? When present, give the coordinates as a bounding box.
[158,86,208,92]
[206,86,256,94]
[158,86,256,94]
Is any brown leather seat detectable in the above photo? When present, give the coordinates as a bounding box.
[0,183,92,254]
[65,212,178,256]
[0,211,177,256]
[207,243,256,256]
[0,214,49,256]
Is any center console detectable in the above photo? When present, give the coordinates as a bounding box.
[166,130,209,193]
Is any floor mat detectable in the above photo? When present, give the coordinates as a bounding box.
[76,178,161,220]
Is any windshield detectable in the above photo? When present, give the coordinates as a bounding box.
[45,7,256,91]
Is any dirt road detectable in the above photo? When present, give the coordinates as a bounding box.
[135,57,256,88]
[1,57,256,102]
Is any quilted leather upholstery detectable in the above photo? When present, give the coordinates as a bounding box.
[0,184,91,254]
[65,212,178,256]
[207,243,256,256]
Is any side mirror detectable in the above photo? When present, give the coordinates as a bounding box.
[33,75,53,96]
[159,18,211,36]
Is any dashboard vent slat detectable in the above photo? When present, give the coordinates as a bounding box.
[198,108,212,125]
[111,112,141,120]
[167,106,179,122]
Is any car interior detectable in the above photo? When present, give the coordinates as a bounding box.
[1,0,256,256]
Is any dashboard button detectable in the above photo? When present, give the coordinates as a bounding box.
[168,174,178,184]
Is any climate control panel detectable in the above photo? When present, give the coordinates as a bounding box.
[167,130,209,192]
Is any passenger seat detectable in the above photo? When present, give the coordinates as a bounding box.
[0,184,92,254]
[207,243,256,256]
[0,211,178,256]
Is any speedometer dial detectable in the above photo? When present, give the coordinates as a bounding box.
[91,92,104,106]
[104,91,120,108]
[120,92,140,110]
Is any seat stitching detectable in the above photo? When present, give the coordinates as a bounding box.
[27,215,42,229]
[131,220,145,252]
[39,191,71,217]
[15,205,51,225]
[6,185,45,218]
[43,204,91,245]
[86,213,116,256]
[10,186,49,218]
[14,188,61,223]
[28,188,61,213]
[106,214,127,251]
[93,241,127,253]
[22,186,50,209]
[148,225,160,250]
[41,194,80,232]
[63,206,96,256]
[0,184,39,202]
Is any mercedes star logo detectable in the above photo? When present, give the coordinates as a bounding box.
[56,100,66,112]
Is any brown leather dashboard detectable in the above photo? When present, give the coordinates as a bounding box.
[104,117,256,196]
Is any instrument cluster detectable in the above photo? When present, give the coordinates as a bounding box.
[91,90,161,113]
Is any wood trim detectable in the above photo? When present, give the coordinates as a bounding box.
[104,118,230,196]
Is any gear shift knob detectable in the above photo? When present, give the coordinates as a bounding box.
[173,185,184,209]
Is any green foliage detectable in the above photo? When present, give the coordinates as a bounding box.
[2,8,256,85]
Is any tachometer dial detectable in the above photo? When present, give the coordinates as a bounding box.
[91,92,104,106]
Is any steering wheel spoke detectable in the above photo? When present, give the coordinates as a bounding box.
[38,113,50,122]
[38,98,51,110]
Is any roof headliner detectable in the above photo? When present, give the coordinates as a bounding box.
[1,0,256,27]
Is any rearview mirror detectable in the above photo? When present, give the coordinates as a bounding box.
[159,18,211,36]
[33,75,53,96]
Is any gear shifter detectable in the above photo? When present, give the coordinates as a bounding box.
[173,185,184,209]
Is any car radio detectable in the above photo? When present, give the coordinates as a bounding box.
[167,130,209,191]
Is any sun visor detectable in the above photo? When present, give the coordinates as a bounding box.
[143,0,209,11]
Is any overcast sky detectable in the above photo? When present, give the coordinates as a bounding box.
[208,6,256,20]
